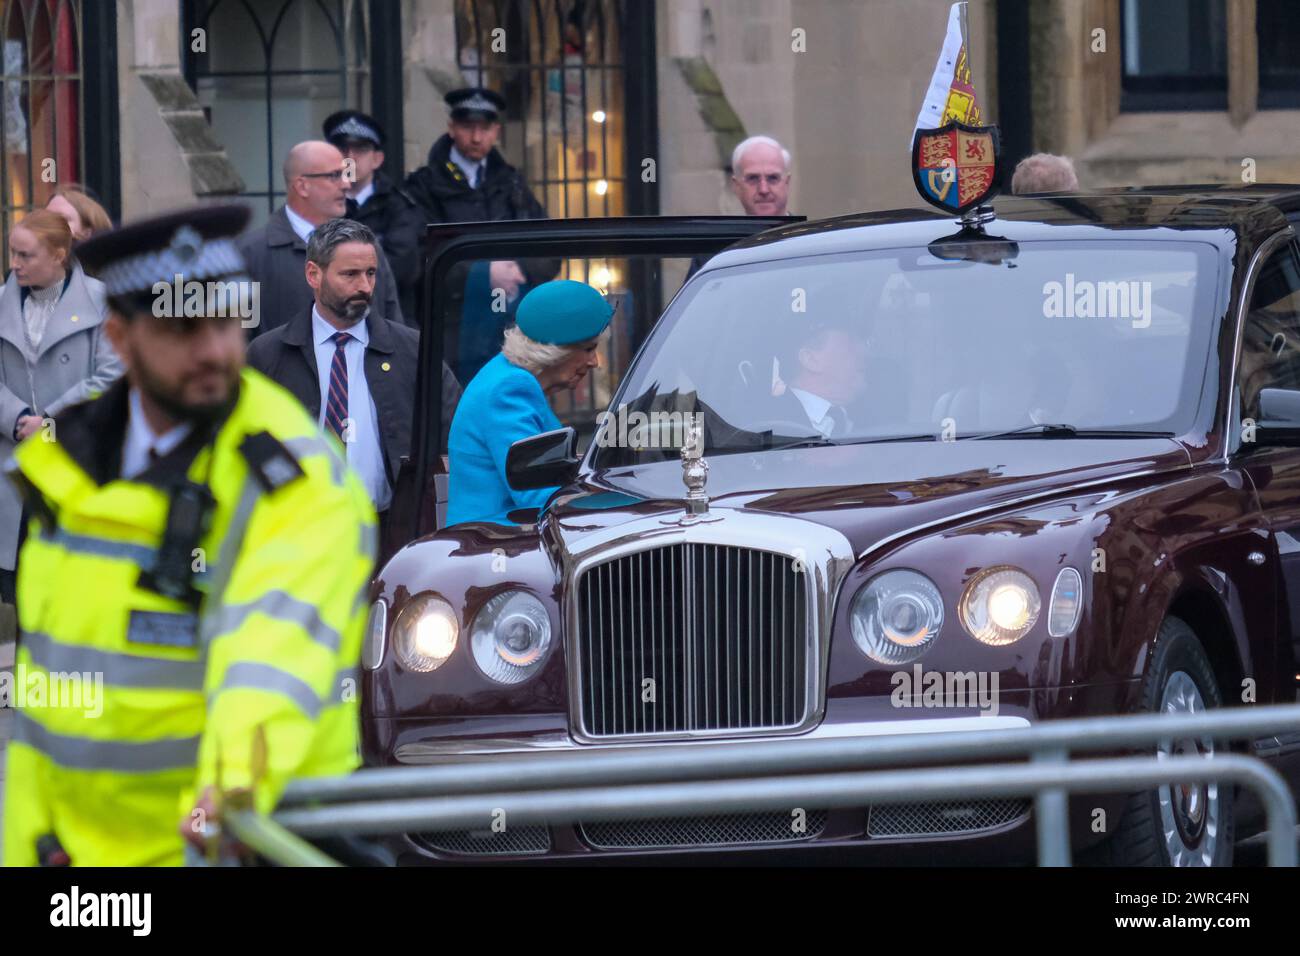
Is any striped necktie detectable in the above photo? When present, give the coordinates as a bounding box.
[325,331,351,441]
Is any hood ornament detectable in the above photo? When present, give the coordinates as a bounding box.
[663,419,722,525]
[681,420,709,512]
[660,418,722,522]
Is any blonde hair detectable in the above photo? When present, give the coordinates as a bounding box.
[502,324,608,374]
[52,186,112,237]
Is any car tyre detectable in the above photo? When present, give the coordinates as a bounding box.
[1079,615,1234,867]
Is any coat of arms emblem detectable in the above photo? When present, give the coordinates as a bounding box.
[912,121,1000,216]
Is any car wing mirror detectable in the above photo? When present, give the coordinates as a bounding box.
[1255,388,1300,446]
[506,427,580,491]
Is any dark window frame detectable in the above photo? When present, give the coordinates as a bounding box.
[180,0,400,213]
[81,0,118,222]
[1256,0,1300,110]
[1119,0,1229,113]
[1237,240,1300,424]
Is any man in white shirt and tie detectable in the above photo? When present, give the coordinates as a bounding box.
[120,389,194,478]
[776,317,869,440]
[247,219,461,524]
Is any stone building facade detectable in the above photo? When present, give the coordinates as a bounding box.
[6,1,1297,240]
[108,0,1000,227]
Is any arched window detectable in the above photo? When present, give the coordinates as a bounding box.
[184,0,370,226]
[1,0,82,240]
[455,0,640,220]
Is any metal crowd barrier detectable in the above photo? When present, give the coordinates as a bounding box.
[224,704,1300,867]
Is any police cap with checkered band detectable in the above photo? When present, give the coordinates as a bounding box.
[74,204,252,314]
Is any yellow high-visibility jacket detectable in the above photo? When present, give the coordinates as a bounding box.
[1,369,376,866]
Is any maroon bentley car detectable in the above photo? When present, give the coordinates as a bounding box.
[363,188,1300,865]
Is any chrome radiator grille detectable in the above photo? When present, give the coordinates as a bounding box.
[575,543,810,737]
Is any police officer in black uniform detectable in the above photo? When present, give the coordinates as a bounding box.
[404,88,557,383]
[405,88,547,227]
[323,110,424,323]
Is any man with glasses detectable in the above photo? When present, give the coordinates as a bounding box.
[688,135,794,278]
[237,140,406,337]
[729,135,793,217]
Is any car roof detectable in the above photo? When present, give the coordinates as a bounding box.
[710,186,1300,270]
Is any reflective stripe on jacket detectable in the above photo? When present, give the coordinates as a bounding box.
[1,368,376,866]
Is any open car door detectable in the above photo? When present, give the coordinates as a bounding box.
[384,215,801,557]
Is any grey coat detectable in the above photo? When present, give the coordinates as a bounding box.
[236,206,406,337]
[0,264,123,568]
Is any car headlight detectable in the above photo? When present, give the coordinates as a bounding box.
[959,567,1041,645]
[1047,567,1084,637]
[470,590,553,684]
[362,599,387,670]
[392,593,458,672]
[850,569,943,664]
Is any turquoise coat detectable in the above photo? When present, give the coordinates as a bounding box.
[447,352,563,526]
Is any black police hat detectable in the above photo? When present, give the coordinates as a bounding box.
[75,204,252,303]
[324,109,385,149]
[445,87,506,122]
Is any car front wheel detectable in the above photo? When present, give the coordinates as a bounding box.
[1082,615,1234,866]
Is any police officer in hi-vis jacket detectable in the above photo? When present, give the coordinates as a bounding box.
[1,204,376,866]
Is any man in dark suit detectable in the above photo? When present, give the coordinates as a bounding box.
[237,140,406,337]
[771,316,868,439]
[323,110,424,321]
[247,218,460,522]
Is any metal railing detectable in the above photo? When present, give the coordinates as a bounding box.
[224,704,1300,867]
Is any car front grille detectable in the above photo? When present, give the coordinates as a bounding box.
[415,826,551,856]
[580,810,827,849]
[574,543,811,738]
[867,799,1030,837]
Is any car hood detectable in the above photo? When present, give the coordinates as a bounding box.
[549,437,1190,556]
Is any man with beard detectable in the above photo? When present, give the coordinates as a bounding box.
[247,217,460,521]
[1,205,378,866]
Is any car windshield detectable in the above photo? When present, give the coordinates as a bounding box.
[591,239,1222,466]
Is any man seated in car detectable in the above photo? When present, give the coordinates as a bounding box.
[770,315,869,439]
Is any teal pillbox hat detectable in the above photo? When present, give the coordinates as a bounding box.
[515,279,613,345]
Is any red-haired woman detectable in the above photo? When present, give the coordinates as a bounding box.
[0,209,122,602]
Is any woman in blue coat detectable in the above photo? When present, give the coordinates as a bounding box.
[447,279,612,526]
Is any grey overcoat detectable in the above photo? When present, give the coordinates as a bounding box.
[0,264,123,568]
